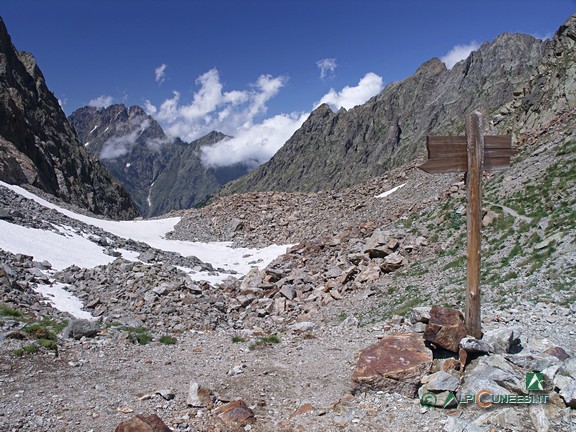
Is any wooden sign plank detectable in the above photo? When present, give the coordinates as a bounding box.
[428,135,512,148]
[419,158,467,174]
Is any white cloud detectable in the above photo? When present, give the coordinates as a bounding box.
[441,41,480,69]
[88,95,114,108]
[149,68,287,143]
[143,99,157,115]
[317,58,337,79]
[530,32,552,41]
[315,72,384,111]
[155,63,167,84]
[201,112,308,168]
[100,119,151,159]
[146,69,383,169]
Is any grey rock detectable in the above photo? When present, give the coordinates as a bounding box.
[529,404,550,432]
[155,389,175,400]
[483,327,522,354]
[410,322,427,333]
[290,321,316,332]
[423,371,460,392]
[459,355,525,398]
[558,357,576,379]
[186,381,212,408]
[476,408,522,430]
[444,417,487,432]
[409,306,431,324]
[504,352,560,372]
[63,319,100,339]
[418,385,457,408]
[460,336,494,354]
[554,375,576,408]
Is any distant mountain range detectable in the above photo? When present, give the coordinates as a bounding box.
[69,104,249,217]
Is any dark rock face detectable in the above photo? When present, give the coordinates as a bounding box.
[69,105,249,216]
[221,33,546,195]
[0,18,139,220]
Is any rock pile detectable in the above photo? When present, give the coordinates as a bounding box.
[352,305,576,431]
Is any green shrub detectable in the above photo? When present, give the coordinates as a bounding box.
[159,335,177,345]
[249,335,281,350]
[0,305,23,318]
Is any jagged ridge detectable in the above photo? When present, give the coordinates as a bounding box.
[221,32,547,195]
[0,17,139,219]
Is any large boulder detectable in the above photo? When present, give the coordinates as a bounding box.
[352,332,433,397]
[423,306,467,352]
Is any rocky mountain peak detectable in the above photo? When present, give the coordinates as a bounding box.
[221,30,546,196]
[0,17,139,219]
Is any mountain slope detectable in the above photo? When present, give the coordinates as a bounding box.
[221,32,546,195]
[69,105,249,216]
[0,17,138,220]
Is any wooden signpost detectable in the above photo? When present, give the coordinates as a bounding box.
[419,111,516,338]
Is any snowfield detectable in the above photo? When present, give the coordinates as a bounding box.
[0,181,290,317]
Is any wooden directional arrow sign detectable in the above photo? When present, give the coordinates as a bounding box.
[418,112,517,338]
[419,135,517,174]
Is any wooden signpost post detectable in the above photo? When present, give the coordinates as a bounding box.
[419,111,516,338]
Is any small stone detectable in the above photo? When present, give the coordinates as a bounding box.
[186,382,213,408]
[460,336,493,354]
[114,414,171,432]
[155,389,175,400]
[290,321,316,332]
[227,365,244,376]
[543,346,571,361]
[409,307,431,324]
[213,399,255,426]
[290,403,314,418]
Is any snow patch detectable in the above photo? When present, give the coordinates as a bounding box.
[375,183,406,199]
[126,163,131,168]
[34,282,94,320]
[89,125,98,134]
[0,220,114,270]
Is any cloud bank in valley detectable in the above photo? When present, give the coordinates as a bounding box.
[145,68,384,168]
[441,41,480,69]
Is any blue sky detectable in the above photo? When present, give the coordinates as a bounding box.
[2,0,575,167]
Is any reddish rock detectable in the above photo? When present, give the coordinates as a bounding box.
[214,399,255,426]
[115,414,171,432]
[352,332,433,397]
[424,306,467,352]
[544,346,571,361]
[290,402,314,418]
